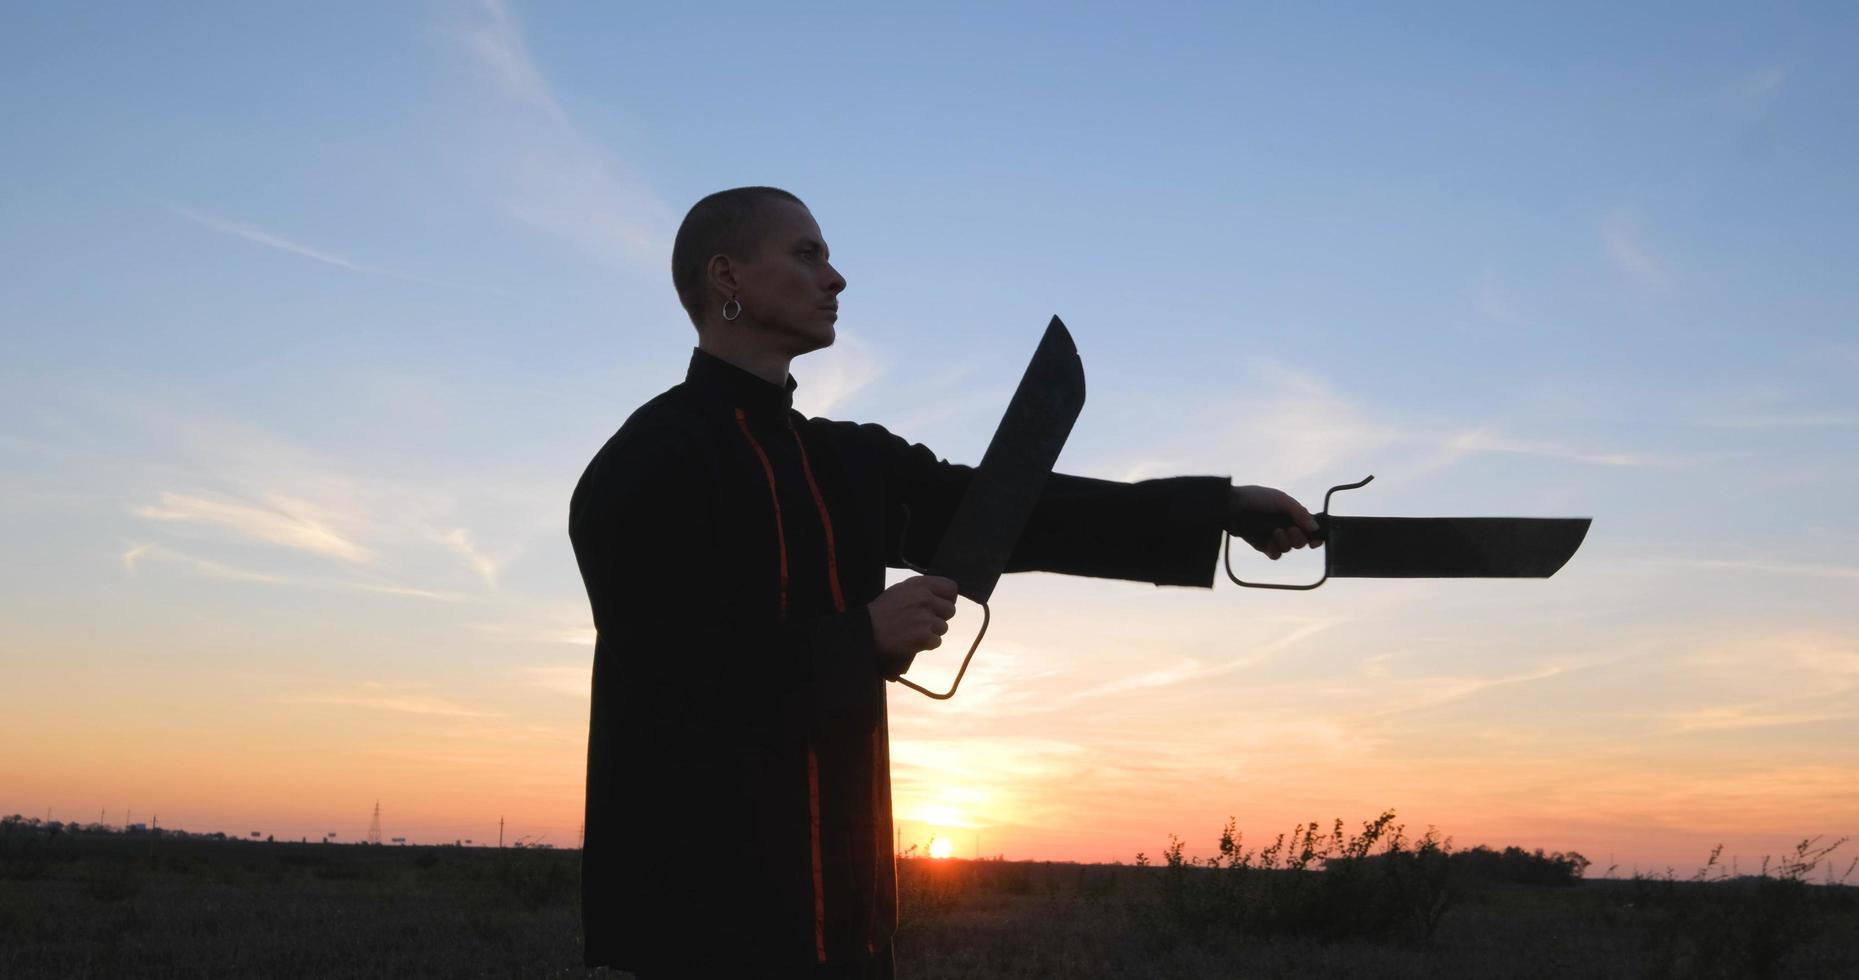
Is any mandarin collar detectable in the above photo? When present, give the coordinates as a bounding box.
[686,348,798,415]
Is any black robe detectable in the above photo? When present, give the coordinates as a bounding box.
[570,349,1231,976]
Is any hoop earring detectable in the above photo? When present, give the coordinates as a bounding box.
[721,298,742,321]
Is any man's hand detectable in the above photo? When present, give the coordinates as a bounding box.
[1228,485,1323,560]
[868,575,958,670]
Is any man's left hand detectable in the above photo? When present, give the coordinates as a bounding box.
[1228,485,1323,560]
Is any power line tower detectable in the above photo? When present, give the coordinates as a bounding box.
[367,800,383,846]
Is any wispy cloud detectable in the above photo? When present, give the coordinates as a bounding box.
[1662,558,1859,582]
[1416,427,1701,472]
[1651,702,1849,733]
[1107,365,1682,488]
[515,663,590,697]
[137,491,374,563]
[164,203,374,273]
[110,404,561,598]
[1603,210,1672,292]
[1470,269,1529,330]
[121,541,463,601]
[1112,366,1398,485]
[1728,66,1786,113]
[453,0,673,267]
[280,682,499,718]
[794,333,884,418]
[1706,411,1859,430]
[120,541,286,584]
[466,621,596,646]
[436,527,502,587]
[1367,662,1574,717]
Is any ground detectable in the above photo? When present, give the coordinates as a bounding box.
[2,832,1856,978]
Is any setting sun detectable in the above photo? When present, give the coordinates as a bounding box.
[929,837,953,860]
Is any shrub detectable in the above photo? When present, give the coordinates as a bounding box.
[1147,810,1459,944]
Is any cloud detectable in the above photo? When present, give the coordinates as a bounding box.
[1652,703,1849,733]
[458,0,570,126]
[466,622,597,646]
[280,682,500,718]
[120,541,462,601]
[1728,66,1786,113]
[516,663,591,697]
[794,333,884,418]
[1044,618,1342,709]
[1470,270,1528,330]
[345,581,464,602]
[437,527,502,587]
[108,404,563,599]
[1412,427,1703,474]
[1112,365,1398,485]
[1366,662,1574,718]
[120,542,286,584]
[452,0,674,267]
[1602,210,1672,292]
[1706,412,1859,431]
[1104,365,1682,489]
[1663,558,1859,582]
[163,203,374,273]
[137,491,374,563]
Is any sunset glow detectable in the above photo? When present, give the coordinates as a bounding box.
[3,2,1855,878]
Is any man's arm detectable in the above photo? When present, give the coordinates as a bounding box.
[868,424,1317,589]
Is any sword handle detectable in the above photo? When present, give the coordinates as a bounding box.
[1224,475,1373,590]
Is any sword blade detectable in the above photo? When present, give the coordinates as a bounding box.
[929,317,1086,603]
[1325,516,1591,578]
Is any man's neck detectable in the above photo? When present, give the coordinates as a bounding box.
[696,333,792,388]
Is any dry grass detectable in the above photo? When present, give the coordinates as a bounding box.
[3,814,1856,978]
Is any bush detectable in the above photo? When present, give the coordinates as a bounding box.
[1147,809,1460,944]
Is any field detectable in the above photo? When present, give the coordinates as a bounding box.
[3,822,1857,978]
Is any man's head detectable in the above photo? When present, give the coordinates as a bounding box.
[671,187,846,355]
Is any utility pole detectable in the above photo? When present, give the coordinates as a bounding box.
[499,816,504,849]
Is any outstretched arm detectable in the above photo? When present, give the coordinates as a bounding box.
[867,422,1320,588]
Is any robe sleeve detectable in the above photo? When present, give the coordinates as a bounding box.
[572,420,879,736]
[867,424,1233,589]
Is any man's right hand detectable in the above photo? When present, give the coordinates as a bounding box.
[868,575,958,670]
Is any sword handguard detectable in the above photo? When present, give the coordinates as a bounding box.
[893,600,990,701]
[1224,475,1374,591]
[888,504,991,699]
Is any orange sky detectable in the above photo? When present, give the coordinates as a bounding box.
[7,562,1855,874]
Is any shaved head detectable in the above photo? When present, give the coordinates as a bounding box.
[671,186,807,327]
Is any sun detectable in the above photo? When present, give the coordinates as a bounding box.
[929,837,953,860]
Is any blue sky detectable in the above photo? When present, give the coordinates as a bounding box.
[3,2,1856,864]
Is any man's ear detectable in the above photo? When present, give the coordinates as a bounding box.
[705,253,740,302]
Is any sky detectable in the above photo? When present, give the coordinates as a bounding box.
[3,1,1856,871]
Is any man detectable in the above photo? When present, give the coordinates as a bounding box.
[570,187,1319,977]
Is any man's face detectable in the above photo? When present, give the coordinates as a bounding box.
[731,201,846,355]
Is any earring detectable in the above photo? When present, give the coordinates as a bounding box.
[722,298,742,321]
